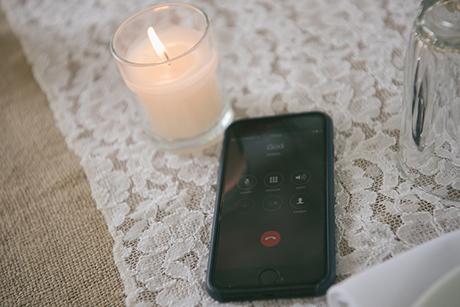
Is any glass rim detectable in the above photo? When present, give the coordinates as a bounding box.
[110,2,210,67]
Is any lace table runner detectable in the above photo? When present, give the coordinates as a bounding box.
[2,0,459,306]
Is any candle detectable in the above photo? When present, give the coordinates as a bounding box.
[111,3,232,148]
[124,26,221,140]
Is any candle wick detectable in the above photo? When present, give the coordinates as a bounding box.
[164,52,171,66]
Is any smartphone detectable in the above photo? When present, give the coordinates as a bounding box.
[206,112,335,301]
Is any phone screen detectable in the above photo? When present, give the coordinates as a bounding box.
[212,113,330,288]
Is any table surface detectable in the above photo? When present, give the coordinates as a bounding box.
[2,0,459,306]
[0,9,124,306]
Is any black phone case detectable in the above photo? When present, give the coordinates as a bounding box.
[206,112,336,302]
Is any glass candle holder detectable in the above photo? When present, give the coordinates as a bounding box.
[111,3,233,150]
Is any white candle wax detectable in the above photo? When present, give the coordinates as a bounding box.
[118,26,222,141]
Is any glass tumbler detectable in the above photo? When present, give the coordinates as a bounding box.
[399,0,460,201]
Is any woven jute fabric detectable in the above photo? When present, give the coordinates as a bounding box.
[0,10,125,306]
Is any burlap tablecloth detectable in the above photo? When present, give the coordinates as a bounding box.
[0,10,124,306]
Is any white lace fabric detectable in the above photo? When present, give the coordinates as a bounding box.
[2,0,459,306]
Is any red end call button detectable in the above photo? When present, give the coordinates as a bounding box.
[260,230,281,247]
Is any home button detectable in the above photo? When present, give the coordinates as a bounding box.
[258,269,280,285]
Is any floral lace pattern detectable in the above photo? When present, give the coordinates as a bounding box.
[2,0,460,306]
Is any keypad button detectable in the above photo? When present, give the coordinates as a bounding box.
[264,172,283,187]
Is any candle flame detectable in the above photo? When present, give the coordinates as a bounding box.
[147,26,170,62]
